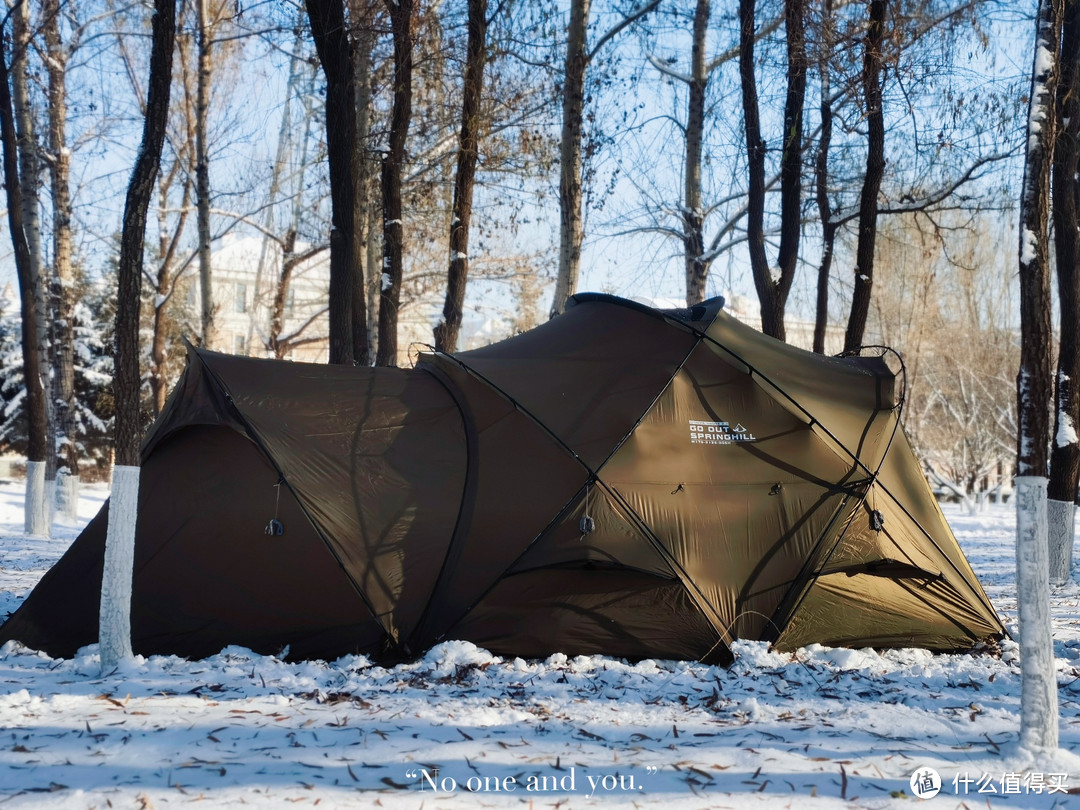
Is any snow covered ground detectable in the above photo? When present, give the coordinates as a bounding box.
[0,480,1079,809]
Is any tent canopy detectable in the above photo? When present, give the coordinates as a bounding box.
[0,294,1004,665]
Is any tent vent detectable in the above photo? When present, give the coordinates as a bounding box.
[870,510,885,532]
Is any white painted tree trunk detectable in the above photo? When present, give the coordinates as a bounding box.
[99,465,139,671]
[55,470,79,523]
[1048,497,1075,585]
[1015,476,1059,751]
[24,460,48,535]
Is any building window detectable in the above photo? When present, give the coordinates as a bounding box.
[234,334,247,355]
[235,282,248,314]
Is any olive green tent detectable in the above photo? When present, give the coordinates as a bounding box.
[0,294,1004,665]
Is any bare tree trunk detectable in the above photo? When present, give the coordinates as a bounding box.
[774,0,806,322]
[843,0,887,352]
[739,0,768,323]
[195,0,216,349]
[376,0,414,367]
[43,0,81,520]
[813,0,836,354]
[550,0,590,318]
[1015,0,1061,753]
[13,0,55,532]
[151,174,191,414]
[308,0,362,365]
[353,5,378,364]
[738,0,806,337]
[435,0,488,352]
[1049,0,1080,584]
[101,0,176,671]
[0,10,48,535]
[683,0,709,306]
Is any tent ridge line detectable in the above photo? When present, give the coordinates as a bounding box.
[406,364,480,654]
[191,350,395,655]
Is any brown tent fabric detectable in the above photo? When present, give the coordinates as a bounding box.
[0,294,1004,665]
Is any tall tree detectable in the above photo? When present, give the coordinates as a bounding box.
[0,1,48,536]
[100,0,177,671]
[14,0,57,530]
[375,0,414,366]
[195,0,216,349]
[1015,0,1061,754]
[739,0,806,337]
[434,0,489,353]
[42,0,81,520]
[812,0,837,354]
[1048,0,1080,584]
[842,0,887,353]
[549,0,660,318]
[308,0,366,365]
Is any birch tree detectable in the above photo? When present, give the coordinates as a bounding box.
[100,0,176,671]
[1015,0,1061,754]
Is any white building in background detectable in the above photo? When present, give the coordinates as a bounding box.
[187,234,435,366]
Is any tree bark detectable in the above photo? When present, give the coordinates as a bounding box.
[308,0,364,365]
[353,13,381,362]
[683,0,709,306]
[843,0,887,353]
[774,0,806,323]
[1016,478,1060,750]
[376,0,414,367]
[0,7,48,534]
[813,0,836,354]
[1015,0,1062,753]
[550,0,590,318]
[196,0,216,350]
[101,0,176,670]
[43,0,81,520]
[351,4,376,364]
[1049,0,1080,579]
[13,0,56,531]
[434,0,488,353]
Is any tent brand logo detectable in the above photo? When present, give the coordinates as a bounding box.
[689,419,757,444]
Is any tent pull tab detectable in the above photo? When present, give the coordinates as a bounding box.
[265,477,284,536]
[579,479,595,536]
[870,509,885,532]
